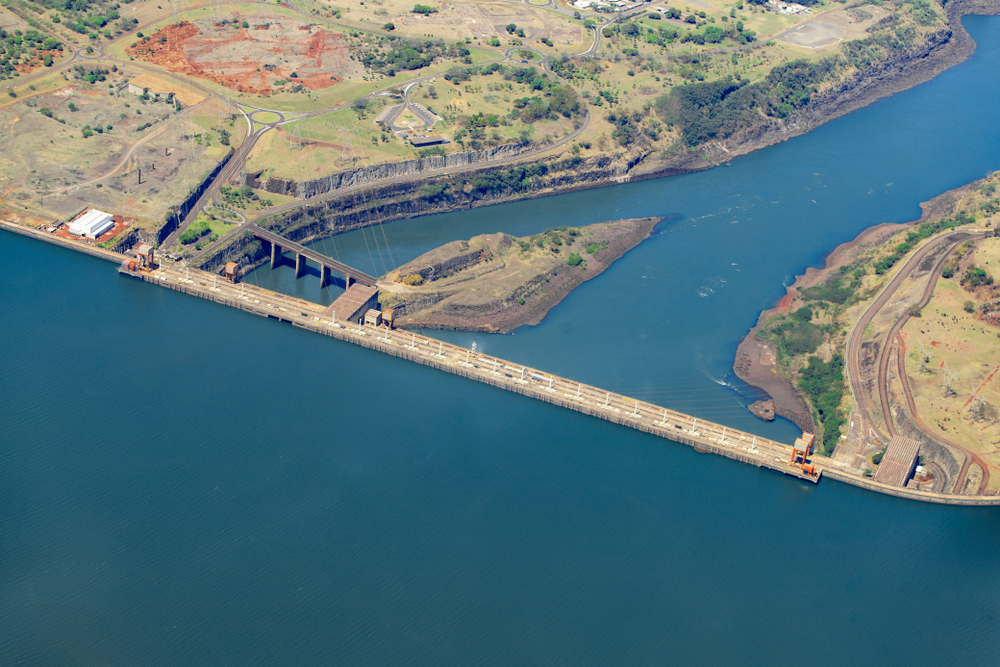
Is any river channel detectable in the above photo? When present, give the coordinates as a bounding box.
[3,15,1000,666]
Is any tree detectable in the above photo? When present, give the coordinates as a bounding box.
[567,253,583,266]
[506,23,517,34]
[383,22,395,31]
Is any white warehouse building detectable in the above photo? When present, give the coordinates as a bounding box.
[69,209,114,239]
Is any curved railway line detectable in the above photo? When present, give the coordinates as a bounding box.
[845,229,991,495]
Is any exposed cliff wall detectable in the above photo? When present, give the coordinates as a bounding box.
[159,150,234,245]
[240,142,532,198]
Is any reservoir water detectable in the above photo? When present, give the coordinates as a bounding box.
[4,16,1000,665]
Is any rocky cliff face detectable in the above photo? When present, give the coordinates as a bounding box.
[240,142,532,198]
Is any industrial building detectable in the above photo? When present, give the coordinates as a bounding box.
[325,284,379,325]
[68,209,114,239]
[874,435,921,487]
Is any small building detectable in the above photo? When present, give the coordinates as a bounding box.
[790,432,814,465]
[409,133,448,147]
[326,283,379,325]
[364,309,383,327]
[223,261,239,283]
[69,209,114,239]
[136,243,155,271]
[382,307,397,329]
[874,435,920,487]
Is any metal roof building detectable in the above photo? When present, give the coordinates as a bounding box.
[325,284,379,325]
[69,209,114,239]
[874,435,921,487]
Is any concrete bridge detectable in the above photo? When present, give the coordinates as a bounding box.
[249,226,378,288]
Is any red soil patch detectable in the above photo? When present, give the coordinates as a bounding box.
[930,341,941,347]
[126,20,346,95]
[776,291,794,313]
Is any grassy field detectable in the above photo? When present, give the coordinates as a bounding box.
[0,63,243,228]
[901,245,1000,491]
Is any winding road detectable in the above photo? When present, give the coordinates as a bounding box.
[845,228,989,494]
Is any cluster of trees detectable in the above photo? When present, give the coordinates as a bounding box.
[0,29,62,76]
[797,354,846,456]
[605,108,661,146]
[411,4,437,14]
[71,64,109,83]
[511,84,580,123]
[469,163,550,196]
[653,22,926,148]
[358,38,468,75]
[961,267,994,289]
[24,0,129,37]
[801,266,866,305]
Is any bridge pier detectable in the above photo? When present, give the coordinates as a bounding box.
[295,253,306,279]
[270,241,282,269]
[346,275,354,290]
[320,265,331,288]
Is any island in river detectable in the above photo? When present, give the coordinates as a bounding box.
[378,218,660,333]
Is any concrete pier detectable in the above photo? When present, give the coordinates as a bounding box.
[295,253,305,278]
[270,241,282,270]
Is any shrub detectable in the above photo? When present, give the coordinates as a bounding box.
[402,274,424,286]
[566,253,583,266]
[962,266,994,289]
[963,300,976,313]
[412,4,438,14]
[384,22,395,30]
[872,448,886,465]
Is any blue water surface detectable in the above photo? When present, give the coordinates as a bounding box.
[3,15,1000,666]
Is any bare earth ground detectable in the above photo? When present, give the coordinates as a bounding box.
[778,6,891,51]
[381,217,660,332]
[126,18,359,95]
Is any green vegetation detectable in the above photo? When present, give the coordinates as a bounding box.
[566,252,583,266]
[16,0,135,38]
[872,447,887,465]
[179,220,213,245]
[411,4,438,15]
[0,28,62,79]
[961,266,994,289]
[656,24,926,147]
[797,354,846,456]
[402,274,424,286]
[801,266,866,305]
[761,306,824,358]
[359,37,468,76]
[873,213,975,275]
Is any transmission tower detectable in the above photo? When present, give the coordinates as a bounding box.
[969,396,987,422]
[916,339,932,375]
[169,0,179,27]
[286,119,302,150]
[338,124,355,162]
[941,363,958,397]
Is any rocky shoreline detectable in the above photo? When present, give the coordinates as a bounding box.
[381,218,660,333]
